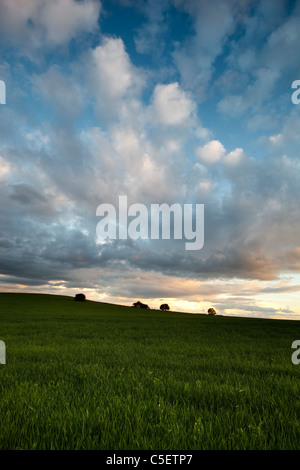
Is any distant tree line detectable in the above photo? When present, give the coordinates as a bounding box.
[133,301,217,315]
[132,302,172,311]
[132,301,171,311]
[74,294,217,315]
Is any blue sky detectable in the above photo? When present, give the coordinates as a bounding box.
[1,0,300,319]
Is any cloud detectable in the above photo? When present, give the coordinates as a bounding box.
[172,0,236,97]
[216,1,300,121]
[195,140,246,168]
[217,67,280,118]
[134,0,170,56]
[9,183,47,206]
[195,140,226,164]
[151,82,195,126]
[1,0,300,319]
[34,65,86,124]
[269,134,283,145]
[0,156,11,180]
[86,36,146,122]
[38,0,101,45]
[0,0,101,51]
[224,148,245,166]
[91,37,137,99]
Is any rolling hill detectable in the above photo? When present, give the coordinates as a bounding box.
[0,292,299,450]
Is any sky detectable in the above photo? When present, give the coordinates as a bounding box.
[1,0,300,320]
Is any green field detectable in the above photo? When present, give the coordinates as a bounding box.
[0,292,300,450]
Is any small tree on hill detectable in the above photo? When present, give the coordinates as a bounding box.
[207,307,216,315]
[133,301,149,309]
[75,293,86,302]
[160,304,170,311]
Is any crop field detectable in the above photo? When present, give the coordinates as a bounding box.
[0,292,300,450]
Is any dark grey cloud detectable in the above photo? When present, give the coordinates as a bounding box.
[9,183,47,205]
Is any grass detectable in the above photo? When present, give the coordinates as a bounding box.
[0,292,300,450]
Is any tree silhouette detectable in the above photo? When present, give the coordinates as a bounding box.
[75,293,86,302]
[133,301,149,309]
[207,307,216,315]
[160,304,170,311]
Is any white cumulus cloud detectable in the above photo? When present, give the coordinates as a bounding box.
[152,82,195,126]
[196,140,226,164]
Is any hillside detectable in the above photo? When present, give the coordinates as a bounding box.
[0,292,300,450]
